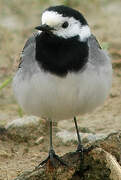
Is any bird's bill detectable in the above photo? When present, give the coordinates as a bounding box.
[35,24,55,32]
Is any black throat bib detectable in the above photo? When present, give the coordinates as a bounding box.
[35,32,89,77]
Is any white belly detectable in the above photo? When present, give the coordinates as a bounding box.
[13,63,112,121]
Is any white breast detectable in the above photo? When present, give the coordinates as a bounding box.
[13,60,112,121]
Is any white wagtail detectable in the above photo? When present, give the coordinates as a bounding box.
[13,5,112,166]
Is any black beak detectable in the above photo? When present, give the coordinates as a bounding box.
[35,24,54,32]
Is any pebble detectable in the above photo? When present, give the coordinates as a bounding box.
[5,116,43,143]
[0,150,11,158]
[56,130,109,144]
[6,116,40,129]
[35,136,44,145]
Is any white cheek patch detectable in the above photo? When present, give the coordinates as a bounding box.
[79,25,91,41]
[53,23,91,41]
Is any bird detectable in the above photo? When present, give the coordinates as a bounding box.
[12,5,112,167]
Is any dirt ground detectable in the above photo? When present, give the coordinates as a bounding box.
[0,0,121,179]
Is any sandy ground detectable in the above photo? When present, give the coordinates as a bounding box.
[0,0,121,179]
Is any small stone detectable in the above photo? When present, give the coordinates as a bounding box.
[5,116,44,143]
[56,130,109,144]
[35,136,44,145]
[0,150,11,158]
[6,116,40,129]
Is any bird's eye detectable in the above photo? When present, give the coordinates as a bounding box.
[62,21,69,28]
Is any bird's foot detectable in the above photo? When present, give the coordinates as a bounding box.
[74,144,94,161]
[35,149,67,169]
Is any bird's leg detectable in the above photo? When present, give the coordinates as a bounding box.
[36,119,67,168]
[74,117,84,158]
[74,117,93,160]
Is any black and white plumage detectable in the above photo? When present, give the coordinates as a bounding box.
[13,5,112,166]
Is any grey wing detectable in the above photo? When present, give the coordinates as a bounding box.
[88,34,102,49]
[18,32,38,68]
[88,34,111,66]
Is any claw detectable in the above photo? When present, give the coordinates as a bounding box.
[74,144,94,162]
[77,146,84,161]
[35,149,67,169]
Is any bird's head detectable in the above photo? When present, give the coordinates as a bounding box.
[35,5,91,41]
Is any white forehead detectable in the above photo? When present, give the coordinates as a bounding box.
[42,10,75,25]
